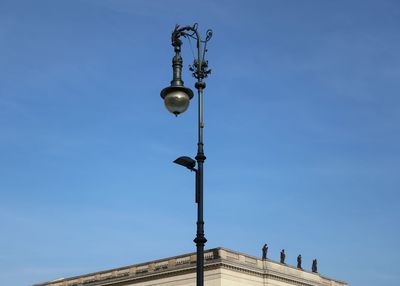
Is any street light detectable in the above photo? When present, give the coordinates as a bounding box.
[160,23,212,286]
[174,156,196,171]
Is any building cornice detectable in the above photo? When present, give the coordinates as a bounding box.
[34,247,347,286]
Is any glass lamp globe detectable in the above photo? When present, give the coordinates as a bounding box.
[161,86,194,116]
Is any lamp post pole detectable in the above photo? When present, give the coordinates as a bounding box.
[160,23,212,286]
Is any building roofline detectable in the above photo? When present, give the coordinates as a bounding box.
[34,247,347,286]
[215,246,346,284]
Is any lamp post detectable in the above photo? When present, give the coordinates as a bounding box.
[160,23,212,286]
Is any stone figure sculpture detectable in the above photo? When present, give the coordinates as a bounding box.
[280,249,286,264]
[297,254,302,269]
[262,244,268,260]
[312,259,318,273]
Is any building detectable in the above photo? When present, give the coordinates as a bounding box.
[35,247,347,286]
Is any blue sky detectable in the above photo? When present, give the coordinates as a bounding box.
[1,0,399,285]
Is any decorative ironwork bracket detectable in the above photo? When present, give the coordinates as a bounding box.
[171,23,213,82]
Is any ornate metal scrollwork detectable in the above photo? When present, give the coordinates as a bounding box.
[171,23,213,82]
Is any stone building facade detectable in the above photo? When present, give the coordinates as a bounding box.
[35,247,346,286]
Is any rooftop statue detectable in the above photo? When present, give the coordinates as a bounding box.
[280,249,286,264]
[312,259,318,273]
[297,255,302,269]
[262,244,268,260]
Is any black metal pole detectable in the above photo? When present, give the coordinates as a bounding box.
[194,80,206,286]
[193,25,207,286]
